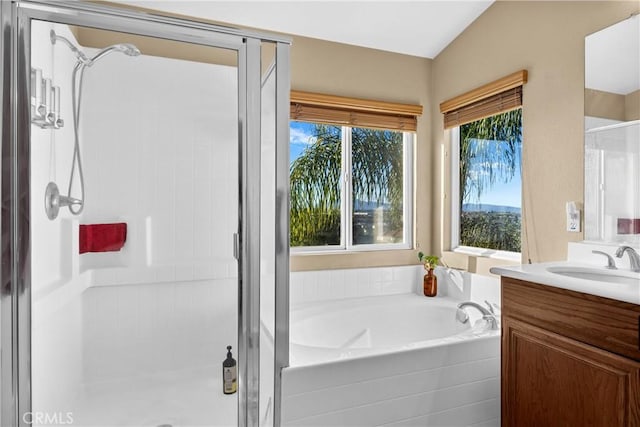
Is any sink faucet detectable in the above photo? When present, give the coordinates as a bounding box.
[456,301,499,330]
[592,250,617,269]
[615,246,640,272]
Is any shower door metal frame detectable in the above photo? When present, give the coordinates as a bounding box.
[0,1,291,426]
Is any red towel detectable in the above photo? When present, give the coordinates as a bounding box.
[79,223,127,254]
[617,218,640,235]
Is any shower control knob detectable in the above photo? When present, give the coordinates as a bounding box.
[46,112,56,124]
[37,104,47,117]
[55,118,64,128]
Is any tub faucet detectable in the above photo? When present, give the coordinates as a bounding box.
[456,301,499,330]
[615,246,640,272]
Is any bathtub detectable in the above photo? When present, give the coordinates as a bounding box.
[282,272,501,427]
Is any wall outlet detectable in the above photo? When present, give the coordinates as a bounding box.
[566,201,581,232]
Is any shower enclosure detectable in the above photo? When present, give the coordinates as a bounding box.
[0,1,290,426]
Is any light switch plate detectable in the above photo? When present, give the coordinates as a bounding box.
[566,201,581,232]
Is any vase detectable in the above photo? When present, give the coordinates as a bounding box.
[423,268,437,297]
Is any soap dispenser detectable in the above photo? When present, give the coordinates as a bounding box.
[222,345,237,395]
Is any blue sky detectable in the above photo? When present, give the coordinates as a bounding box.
[290,121,317,164]
[471,162,521,208]
[463,137,522,208]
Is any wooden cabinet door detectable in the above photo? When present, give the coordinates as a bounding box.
[502,317,640,427]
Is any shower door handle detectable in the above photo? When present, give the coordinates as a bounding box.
[233,232,239,261]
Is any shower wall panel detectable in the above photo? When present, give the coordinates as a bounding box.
[30,20,85,419]
[31,21,85,292]
[79,55,238,286]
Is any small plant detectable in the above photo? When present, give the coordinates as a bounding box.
[417,252,439,271]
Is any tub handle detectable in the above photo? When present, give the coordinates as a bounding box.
[484,300,496,315]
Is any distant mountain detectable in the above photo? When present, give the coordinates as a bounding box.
[463,203,521,214]
[354,200,389,211]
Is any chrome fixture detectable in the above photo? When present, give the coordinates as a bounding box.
[592,250,617,269]
[48,30,141,218]
[31,68,64,129]
[50,30,141,66]
[456,301,499,330]
[44,182,82,220]
[615,246,640,272]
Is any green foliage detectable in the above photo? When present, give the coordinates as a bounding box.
[290,123,404,246]
[460,211,521,253]
[290,125,342,246]
[417,252,439,270]
[351,128,404,243]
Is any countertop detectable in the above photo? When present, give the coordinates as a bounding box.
[490,262,640,305]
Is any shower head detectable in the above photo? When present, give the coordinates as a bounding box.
[50,29,141,67]
[121,44,142,56]
[87,43,141,66]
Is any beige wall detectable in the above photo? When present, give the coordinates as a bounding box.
[289,36,432,271]
[432,1,640,267]
[585,89,626,121]
[626,90,640,121]
[585,88,640,121]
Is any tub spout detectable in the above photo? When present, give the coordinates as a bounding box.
[456,301,499,330]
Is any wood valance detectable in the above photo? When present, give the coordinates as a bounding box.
[290,90,423,132]
[440,70,527,128]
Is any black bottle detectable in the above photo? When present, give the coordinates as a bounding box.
[222,345,237,394]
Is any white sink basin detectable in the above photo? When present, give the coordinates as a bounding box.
[546,266,640,286]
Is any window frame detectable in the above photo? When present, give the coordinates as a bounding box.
[291,123,414,253]
[449,125,522,260]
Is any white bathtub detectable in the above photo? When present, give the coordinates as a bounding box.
[290,294,495,366]
[282,283,501,426]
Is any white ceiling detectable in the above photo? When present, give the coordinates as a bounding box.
[585,14,640,95]
[112,1,494,59]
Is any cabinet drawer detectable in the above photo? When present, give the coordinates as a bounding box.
[502,277,640,361]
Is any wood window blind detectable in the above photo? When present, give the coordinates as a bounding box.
[290,90,423,132]
[440,70,527,129]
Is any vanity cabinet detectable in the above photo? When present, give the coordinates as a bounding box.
[501,277,640,426]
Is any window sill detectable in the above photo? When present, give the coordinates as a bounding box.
[451,246,521,262]
[442,248,521,277]
[291,244,412,256]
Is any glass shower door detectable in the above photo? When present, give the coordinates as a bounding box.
[0,2,290,426]
[29,19,240,427]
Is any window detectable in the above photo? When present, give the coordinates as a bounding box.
[440,70,527,256]
[451,109,522,254]
[289,121,413,251]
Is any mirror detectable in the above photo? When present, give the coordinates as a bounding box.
[584,14,640,245]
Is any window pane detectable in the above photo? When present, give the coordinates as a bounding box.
[459,109,522,252]
[351,128,404,245]
[290,122,342,246]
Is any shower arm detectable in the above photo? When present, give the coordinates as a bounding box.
[50,30,90,64]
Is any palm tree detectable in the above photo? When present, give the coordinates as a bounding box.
[289,124,342,246]
[459,109,522,251]
[459,109,522,207]
[289,124,403,246]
